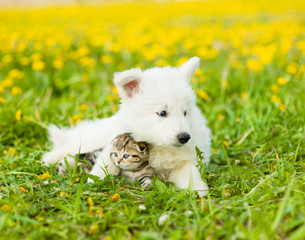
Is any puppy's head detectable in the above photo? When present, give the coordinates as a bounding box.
[114,57,200,147]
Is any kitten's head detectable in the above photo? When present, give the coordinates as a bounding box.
[110,133,149,170]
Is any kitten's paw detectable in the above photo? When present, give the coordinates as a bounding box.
[140,178,152,188]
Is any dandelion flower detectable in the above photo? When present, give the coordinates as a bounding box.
[111,193,120,202]
[247,59,262,71]
[90,224,98,234]
[11,86,23,96]
[20,187,28,193]
[40,171,51,180]
[277,77,287,86]
[197,89,209,101]
[32,60,45,71]
[88,197,94,207]
[0,97,5,105]
[1,205,12,212]
[271,84,280,93]
[96,209,104,218]
[15,109,22,121]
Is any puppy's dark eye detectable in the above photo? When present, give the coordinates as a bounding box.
[157,111,167,117]
[123,154,130,159]
[184,111,187,116]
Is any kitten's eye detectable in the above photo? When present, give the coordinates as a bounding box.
[184,111,187,116]
[157,111,167,117]
[113,152,118,157]
[123,154,130,159]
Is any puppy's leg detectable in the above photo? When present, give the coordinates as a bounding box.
[55,156,76,175]
[168,163,208,197]
[42,147,73,166]
[88,145,120,183]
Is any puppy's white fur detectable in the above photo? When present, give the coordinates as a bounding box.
[42,57,211,196]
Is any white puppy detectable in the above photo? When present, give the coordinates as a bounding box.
[42,57,211,196]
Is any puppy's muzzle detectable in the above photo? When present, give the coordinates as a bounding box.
[177,132,191,144]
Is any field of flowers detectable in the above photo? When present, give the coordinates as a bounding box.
[1,0,305,239]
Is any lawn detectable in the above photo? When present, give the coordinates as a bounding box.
[0,0,305,239]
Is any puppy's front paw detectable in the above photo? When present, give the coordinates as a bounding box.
[55,161,67,175]
[87,178,94,183]
[197,190,208,197]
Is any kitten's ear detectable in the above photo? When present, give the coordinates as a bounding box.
[179,57,200,82]
[135,143,147,153]
[113,68,143,99]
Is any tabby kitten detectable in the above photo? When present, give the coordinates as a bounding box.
[78,133,154,188]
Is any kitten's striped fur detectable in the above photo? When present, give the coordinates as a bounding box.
[77,133,154,188]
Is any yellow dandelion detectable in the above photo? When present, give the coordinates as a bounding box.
[1,78,13,88]
[1,205,12,212]
[88,197,94,208]
[279,104,285,112]
[9,69,24,79]
[198,76,206,84]
[195,68,203,76]
[271,95,282,104]
[111,193,121,202]
[197,89,209,101]
[32,60,45,71]
[286,63,298,75]
[100,55,113,64]
[271,84,280,93]
[53,59,64,69]
[106,95,120,102]
[69,114,82,126]
[2,55,13,64]
[96,209,104,218]
[16,109,22,121]
[58,191,70,199]
[177,57,189,66]
[5,147,16,155]
[241,92,248,99]
[277,77,287,86]
[90,224,98,234]
[112,86,118,95]
[223,141,230,147]
[78,104,88,111]
[217,114,224,120]
[247,59,262,71]
[19,57,30,66]
[0,97,5,105]
[20,187,28,193]
[11,86,23,96]
[40,171,51,180]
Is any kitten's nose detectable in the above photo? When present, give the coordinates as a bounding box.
[177,132,191,144]
[117,158,123,163]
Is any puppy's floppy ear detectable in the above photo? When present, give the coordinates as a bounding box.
[179,57,200,82]
[113,68,142,98]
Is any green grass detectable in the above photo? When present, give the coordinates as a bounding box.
[1,9,305,240]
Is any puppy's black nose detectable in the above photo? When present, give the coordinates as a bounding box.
[177,132,191,144]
